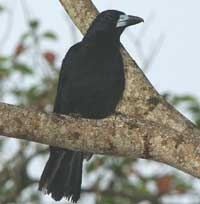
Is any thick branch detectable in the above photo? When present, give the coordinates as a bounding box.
[1,103,200,179]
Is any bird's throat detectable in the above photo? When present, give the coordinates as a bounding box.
[83,30,121,48]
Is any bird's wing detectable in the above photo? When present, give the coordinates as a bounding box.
[53,43,81,114]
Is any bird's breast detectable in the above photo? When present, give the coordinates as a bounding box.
[67,47,125,118]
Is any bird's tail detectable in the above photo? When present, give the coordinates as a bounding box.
[39,146,83,202]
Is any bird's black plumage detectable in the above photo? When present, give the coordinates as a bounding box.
[39,10,143,202]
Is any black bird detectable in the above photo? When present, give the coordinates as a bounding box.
[39,10,143,203]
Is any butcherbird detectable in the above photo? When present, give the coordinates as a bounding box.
[39,10,143,202]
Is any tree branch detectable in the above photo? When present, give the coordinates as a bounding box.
[1,102,200,179]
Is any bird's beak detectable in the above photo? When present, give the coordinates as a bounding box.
[116,14,144,28]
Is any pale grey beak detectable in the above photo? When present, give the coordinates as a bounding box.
[116,14,144,28]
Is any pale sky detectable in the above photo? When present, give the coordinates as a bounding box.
[1,0,200,99]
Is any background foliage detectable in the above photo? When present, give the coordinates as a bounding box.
[0,2,200,204]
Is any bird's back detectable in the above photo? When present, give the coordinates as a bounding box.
[54,41,125,119]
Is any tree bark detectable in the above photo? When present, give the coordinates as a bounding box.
[0,0,200,182]
[1,102,200,179]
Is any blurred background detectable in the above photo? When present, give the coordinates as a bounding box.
[0,0,200,203]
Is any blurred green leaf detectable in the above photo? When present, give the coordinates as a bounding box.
[29,20,39,30]
[196,118,200,127]
[42,31,57,40]
[13,63,33,75]
[189,105,200,113]
[12,89,23,97]
[174,175,192,193]
[0,67,9,77]
[26,86,39,99]
[0,4,5,12]
[86,162,97,173]
[0,56,9,63]
[20,32,30,41]
[171,95,197,106]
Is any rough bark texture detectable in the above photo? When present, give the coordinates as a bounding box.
[1,103,200,178]
[0,0,200,182]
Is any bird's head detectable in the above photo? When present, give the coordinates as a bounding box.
[84,10,144,44]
